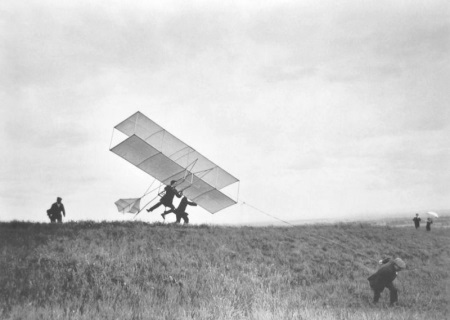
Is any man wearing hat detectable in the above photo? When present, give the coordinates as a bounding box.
[47,197,66,223]
[146,180,182,219]
[413,213,421,229]
[367,258,406,306]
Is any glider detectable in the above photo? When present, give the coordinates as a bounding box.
[110,111,239,215]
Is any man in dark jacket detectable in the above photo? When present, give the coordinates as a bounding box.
[146,180,182,218]
[367,258,406,306]
[413,213,421,229]
[47,197,66,223]
[171,196,197,224]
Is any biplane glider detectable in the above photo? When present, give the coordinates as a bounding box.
[110,111,239,216]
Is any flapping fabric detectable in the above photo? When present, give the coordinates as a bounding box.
[115,198,141,214]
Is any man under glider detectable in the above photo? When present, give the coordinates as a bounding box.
[367,257,406,306]
[146,180,182,218]
[164,196,197,224]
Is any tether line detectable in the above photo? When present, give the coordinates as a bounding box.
[241,201,295,227]
[241,200,379,263]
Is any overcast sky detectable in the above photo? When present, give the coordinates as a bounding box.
[1,0,449,225]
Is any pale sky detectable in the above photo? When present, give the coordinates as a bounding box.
[1,0,449,225]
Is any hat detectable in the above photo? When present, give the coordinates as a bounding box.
[57,197,62,201]
[393,258,406,269]
[170,180,177,184]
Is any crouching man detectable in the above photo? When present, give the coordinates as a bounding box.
[367,257,406,306]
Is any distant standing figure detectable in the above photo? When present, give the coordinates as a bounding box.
[413,213,421,229]
[146,180,182,219]
[172,196,197,224]
[47,197,66,223]
[367,258,406,306]
[426,218,433,231]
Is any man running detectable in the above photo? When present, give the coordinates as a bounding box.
[171,196,197,224]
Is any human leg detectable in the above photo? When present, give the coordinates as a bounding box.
[370,282,384,303]
[147,202,162,212]
[180,212,189,224]
[161,204,176,220]
[175,210,182,223]
[55,213,62,223]
[373,290,381,303]
[163,205,175,215]
[386,282,398,305]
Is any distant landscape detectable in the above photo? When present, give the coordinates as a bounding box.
[252,210,450,227]
[1,217,449,320]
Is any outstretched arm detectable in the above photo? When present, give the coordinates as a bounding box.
[174,188,182,198]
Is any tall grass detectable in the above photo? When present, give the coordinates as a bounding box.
[1,220,449,319]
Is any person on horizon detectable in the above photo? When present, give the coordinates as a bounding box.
[426,218,433,231]
[413,213,421,229]
[47,197,66,223]
[146,180,182,219]
[367,257,406,306]
[167,196,197,224]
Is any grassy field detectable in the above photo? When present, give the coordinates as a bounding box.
[1,220,449,320]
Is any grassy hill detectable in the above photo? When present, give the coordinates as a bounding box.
[1,221,449,320]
